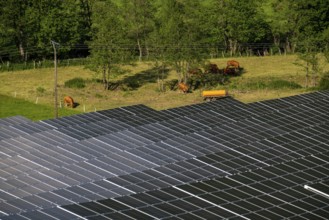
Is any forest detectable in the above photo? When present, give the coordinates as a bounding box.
[1,0,329,86]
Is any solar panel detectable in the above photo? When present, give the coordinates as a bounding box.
[1,90,329,219]
[0,116,31,127]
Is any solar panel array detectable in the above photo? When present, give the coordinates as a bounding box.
[1,91,329,219]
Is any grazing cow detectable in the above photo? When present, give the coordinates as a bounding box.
[64,96,74,108]
[227,60,240,69]
[178,82,189,93]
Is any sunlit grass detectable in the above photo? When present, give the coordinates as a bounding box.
[1,54,328,119]
[0,94,79,121]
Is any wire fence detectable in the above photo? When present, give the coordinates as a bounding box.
[0,49,295,73]
[0,57,92,72]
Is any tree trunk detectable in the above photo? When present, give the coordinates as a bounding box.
[285,37,291,53]
[305,61,309,88]
[19,42,25,61]
[102,65,107,90]
[106,65,111,90]
[137,38,142,62]
[229,39,237,56]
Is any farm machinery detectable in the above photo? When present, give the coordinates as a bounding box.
[202,90,228,101]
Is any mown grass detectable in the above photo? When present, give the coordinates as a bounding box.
[0,94,79,121]
[1,54,328,120]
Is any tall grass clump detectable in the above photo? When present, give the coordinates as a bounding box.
[64,77,86,88]
[233,77,302,91]
[266,79,302,89]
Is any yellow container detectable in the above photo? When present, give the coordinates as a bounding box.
[202,90,227,97]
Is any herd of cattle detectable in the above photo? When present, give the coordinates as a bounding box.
[63,60,241,107]
[189,59,240,76]
[178,60,241,93]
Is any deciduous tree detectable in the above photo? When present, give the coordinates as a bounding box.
[89,0,134,90]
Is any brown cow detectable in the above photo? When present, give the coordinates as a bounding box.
[64,96,74,108]
[227,60,240,69]
[178,82,189,93]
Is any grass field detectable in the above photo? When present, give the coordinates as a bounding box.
[1,54,328,120]
[0,94,79,120]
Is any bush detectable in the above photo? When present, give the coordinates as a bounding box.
[64,77,86,89]
[36,86,46,94]
[319,71,329,90]
[188,74,228,90]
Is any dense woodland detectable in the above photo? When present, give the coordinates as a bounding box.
[1,0,329,87]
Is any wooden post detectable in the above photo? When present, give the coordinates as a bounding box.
[51,40,59,119]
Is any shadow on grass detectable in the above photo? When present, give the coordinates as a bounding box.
[94,67,170,91]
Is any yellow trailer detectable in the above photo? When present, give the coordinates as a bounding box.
[202,90,228,101]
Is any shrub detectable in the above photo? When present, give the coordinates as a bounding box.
[319,71,329,90]
[64,77,86,89]
[36,86,46,94]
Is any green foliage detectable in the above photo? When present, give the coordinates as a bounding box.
[319,71,329,90]
[188,74,228,90]
[64,77,86,89]
[36,86,46,94]
[0,58,90,72]
[164,79,179,91]
[0,0,91,60]
[0,94,78,120]
[231,78,302,90]
[295,52,322,87]
[89,0,134,90]
[1,0,329,65]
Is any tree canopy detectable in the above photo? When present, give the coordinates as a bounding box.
[1,0,328,62]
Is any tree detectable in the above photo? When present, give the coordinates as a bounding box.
[292,0,329,87]
[262,0,300,53]
[0,0,33,61]
[89,0,134,90]
[212,0,270,56]
[121,0,155,61]
[35,0,83,58]
[152,0,206,83]
[0,0,91,61]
